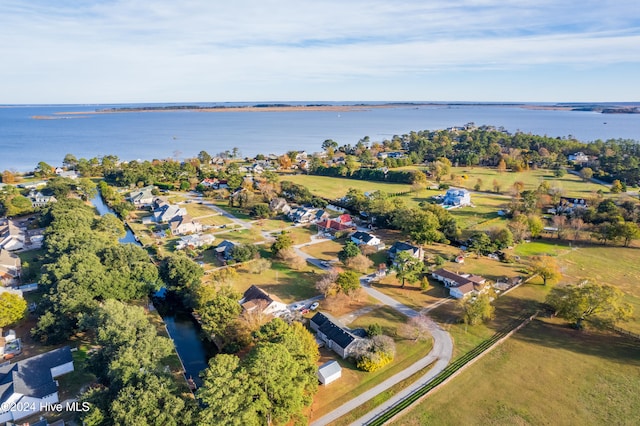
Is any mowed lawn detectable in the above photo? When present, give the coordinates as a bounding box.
[392,318,640,426]
[281,174,414,198]
[440,166,608,197]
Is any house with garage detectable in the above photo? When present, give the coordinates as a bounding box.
[431,268,488,299]
[169,215,202,235]
[175,234,215,250]
[317,360,342,385]
[310,312,360,359]
[442,188,471,207]
[0,346,74,423]
[128,185,156,208]
[350,231,381,247]
[239,285,288,316]
[151,200,187,223]
[388,241,424,263]
[288,206,316,224]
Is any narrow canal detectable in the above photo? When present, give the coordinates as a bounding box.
[91,193,211,388]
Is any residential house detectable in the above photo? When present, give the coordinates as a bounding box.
[175,233,215,250]
[442,188,471,207]
[128,185,156,207]
[310,312,360,359]
[431,268,488,299]
[214,240,237,261]
[568,152,589,163]
[350,231,381,247]
[0,249,21,286]
[288,206,316,224]
[56,170,79,179]
[335,214,353,226]
[152,200,187,223]
[239,285,288,316]
[0,346,74,423]
[317,360,342,385]
[27,190,57,208]
[312,209,330,224]
[388,241,424,263]
[557,197,588,214]
[17,181,47,190]
[200,178,218,188]
[316,219,356,235]
[169,215,202,235]
[269,197,291,215]
[0,219,25,252]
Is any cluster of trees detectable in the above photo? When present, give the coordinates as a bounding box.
[351,334,396,372]
[197,318,319,425]
[80,300,195,425]
[311,165,422,185]
[32,199,162,343]
[340,188,461,244]
[98,181,136,218]
[0,293,27,328]
[280,180,327,207]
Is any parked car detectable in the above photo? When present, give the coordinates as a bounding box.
[291,303,305,311]
[310,302,319,310]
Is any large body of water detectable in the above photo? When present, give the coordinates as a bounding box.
[2,102,639,172]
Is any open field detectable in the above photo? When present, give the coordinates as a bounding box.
[308,306,434,422]
[281,174,414,198]
[195,214,234,226]
[299,239,344,260]
[392,318,640,425]
[209,200,253,219]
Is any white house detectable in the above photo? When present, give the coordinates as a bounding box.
[239,285,288,316]
[128,185,156,207]
[0,346,74,423]
[318,360,342,385]
[0,219,25,252]
[310,312,360,359]
[442,188,471,207]
[568,152,589,163]
[175,234,215,250]
[169,215,202,235]
[350,231,381,247]
[27,190,57,208]
[152,200,187,223]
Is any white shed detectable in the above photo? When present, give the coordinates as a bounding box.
[318,360,342,385]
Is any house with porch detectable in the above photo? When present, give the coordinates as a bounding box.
[27,190,57,208]
[0,346,74,423]
[442,188,471,207]
[0,219,25,252]
[151,200,187,223]
[350,231,381,247]
[0,249,21,286]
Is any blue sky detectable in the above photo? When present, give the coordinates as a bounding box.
[2,0,639,103]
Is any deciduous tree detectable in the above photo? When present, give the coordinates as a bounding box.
[0,293,27,327]
[392,250,424,288]
[546,282,632,329]
[530,255,561,285]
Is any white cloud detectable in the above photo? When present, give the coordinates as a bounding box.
[1,0,639,102]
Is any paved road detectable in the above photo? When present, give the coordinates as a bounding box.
[310,278,453,426]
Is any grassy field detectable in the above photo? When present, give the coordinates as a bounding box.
[308,306,434,422]
[281,174,414,198]
[392,318,640,425]
[300,239,344,260]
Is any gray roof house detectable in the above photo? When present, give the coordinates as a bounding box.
[388,241,424,262]
[128,185,156,207]
[350,231,381,247]
[152,201,187,223]
[310,312,360,359]
[215,240,237,261]
[0,346,74,423]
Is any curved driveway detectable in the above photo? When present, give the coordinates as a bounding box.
[311,279,453,426]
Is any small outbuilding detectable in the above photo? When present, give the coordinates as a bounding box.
[318,360,342,385]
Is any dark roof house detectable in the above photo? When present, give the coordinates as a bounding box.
[310,312,360,358]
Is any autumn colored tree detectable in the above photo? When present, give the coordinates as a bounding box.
[530,255,561,285]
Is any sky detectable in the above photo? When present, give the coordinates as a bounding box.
[1,0,640,104]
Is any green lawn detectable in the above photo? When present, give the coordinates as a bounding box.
[196,214,234,226]
[282,174,414,199]
[392,318,640,426]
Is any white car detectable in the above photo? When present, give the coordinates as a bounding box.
[310,302,319,310]
[291,303,305,311]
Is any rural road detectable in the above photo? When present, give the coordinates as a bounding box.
[310,278,453,426]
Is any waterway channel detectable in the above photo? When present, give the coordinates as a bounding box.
[91,193,211,388]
